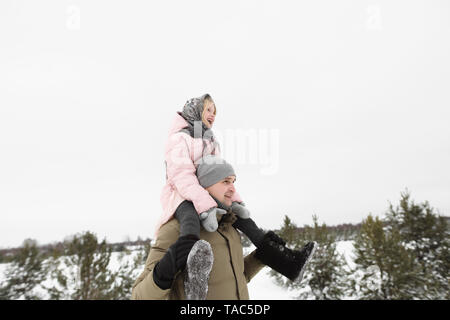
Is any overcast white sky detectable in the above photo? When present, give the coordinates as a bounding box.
[1,0,449,248]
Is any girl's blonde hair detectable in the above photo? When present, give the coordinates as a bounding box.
[202,96,217,119]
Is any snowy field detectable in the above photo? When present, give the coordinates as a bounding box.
[247,268,292,300]
[0,241,356,300]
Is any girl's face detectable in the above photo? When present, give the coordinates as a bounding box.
[202,102,216,128]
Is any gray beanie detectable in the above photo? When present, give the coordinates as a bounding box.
[196,155,236,188]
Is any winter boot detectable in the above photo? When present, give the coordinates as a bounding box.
[255,232,317,281]
[184,240,214,300]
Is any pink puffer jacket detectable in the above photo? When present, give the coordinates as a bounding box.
[155,112,242,236]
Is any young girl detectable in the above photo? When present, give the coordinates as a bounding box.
[156,93,246,240]
[155,93,316,283]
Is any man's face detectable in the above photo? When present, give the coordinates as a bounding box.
[206,175,236,207]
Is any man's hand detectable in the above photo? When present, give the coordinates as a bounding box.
[152,235,198,290]
[231,201,250,219]
[200,207,227,232]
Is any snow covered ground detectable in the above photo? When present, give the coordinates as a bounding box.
[243,245,292,300]
[0,241,356,300]
[247,268,293,299]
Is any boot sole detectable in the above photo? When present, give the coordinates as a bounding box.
[297,241,318,283]
[184,240,214,300]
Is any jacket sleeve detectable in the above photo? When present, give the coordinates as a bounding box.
[131,223,179,300]
[165,133,218,214]
[243,249,266,283]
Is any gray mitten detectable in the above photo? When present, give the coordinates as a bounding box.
[231,201,250,219]
[184,240,214,300]
[199,207,227,232]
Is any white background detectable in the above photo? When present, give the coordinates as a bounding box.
[1,0,449,248]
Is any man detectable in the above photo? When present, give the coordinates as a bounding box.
[131,155,316,300]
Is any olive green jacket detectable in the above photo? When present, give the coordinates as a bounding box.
[131,212,266,300]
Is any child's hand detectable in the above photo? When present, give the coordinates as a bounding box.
[200,207,227,232]
[231,202,250,219]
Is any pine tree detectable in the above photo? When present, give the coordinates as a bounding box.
[278,215,299,245]
[0,239,48,300]
[385,190,449,299]
[105,246,148,300]
[45,231,132,300]
[352,214,422,299]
